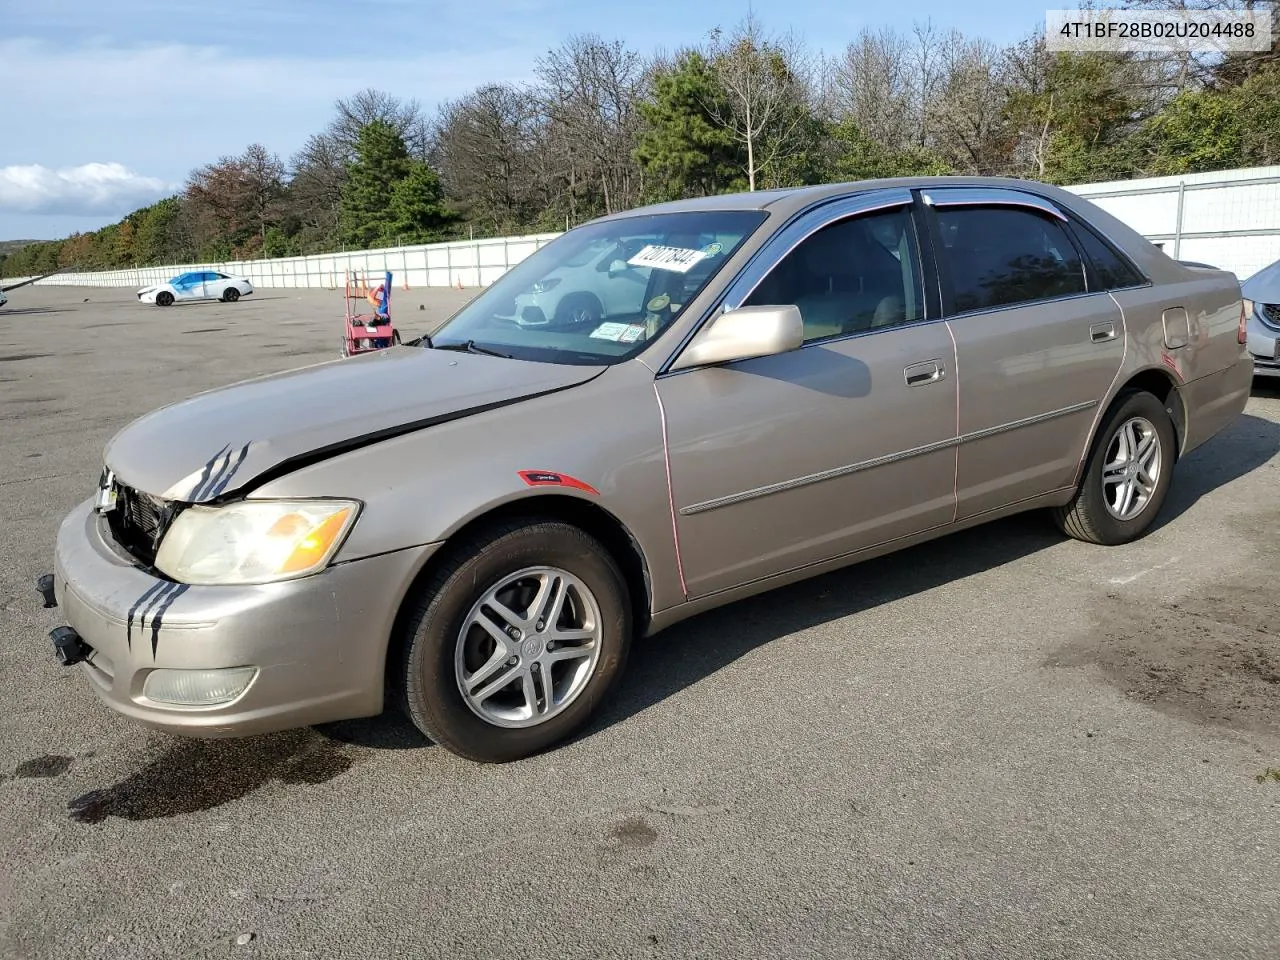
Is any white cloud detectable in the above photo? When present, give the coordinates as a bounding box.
[0,162,175,216]
[0,38,541,181]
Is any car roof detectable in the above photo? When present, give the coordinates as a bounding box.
[591,175,1085,222]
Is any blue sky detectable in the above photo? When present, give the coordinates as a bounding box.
[0,0,1052,241]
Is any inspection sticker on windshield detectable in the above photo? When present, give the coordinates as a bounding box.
[627,244,706,273]
[589,322,632,341]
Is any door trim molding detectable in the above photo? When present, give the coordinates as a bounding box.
[677,398,1097,516]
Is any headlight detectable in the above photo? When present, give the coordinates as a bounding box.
[154,499,360,585]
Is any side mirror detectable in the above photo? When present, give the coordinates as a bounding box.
[607,259,629,277]
[670,304,804,370]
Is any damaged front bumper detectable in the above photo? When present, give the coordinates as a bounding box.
[45,497,438,738]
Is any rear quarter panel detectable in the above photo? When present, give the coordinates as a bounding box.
[1109,267,1249,455]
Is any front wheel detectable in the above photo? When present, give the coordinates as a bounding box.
[155,291,174,307]
[222,288,240,303]
[1052,389,1177,545]
[399,520,632,763]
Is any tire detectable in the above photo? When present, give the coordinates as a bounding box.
[155,291,174,307]
[222,288,240,303]
[1052,389,1177,545]
[398,519,632,763]
[554,294,602,327]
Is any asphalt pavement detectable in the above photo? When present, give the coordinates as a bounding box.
[2,284,1279,959]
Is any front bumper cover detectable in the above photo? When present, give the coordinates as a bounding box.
[49,497,438,737]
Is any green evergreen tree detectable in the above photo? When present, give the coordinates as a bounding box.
[340,119,413,247]
[634,51,746,201]
[388,161,455,244]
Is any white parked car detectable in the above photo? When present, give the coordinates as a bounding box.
[502,235,667,328]
[137,271,254,306]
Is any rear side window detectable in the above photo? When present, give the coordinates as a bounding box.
[936,206,1086,313]
[1070,223,1146,290]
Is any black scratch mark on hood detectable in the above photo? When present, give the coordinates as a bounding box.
[207,443,251,499]
[188,444,232,502]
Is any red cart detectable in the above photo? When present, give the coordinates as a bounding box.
[341,270,401,358]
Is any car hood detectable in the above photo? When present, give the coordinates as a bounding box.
[104,346,607,502]
[1243,259,1280,304]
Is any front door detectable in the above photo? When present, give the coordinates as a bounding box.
[656,196,958,599]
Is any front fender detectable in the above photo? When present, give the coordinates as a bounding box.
[244,360,685,611]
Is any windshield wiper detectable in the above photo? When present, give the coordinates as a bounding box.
[404,332,433,348]
[434,339,514,359]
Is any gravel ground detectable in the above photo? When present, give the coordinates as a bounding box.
[2,284,1280,960]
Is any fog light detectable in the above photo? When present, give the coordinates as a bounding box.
[143,667,257,705]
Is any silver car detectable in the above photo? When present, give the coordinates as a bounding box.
[1241,258,1280,378]
[43,176,1253,763]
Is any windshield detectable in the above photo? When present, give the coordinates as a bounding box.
[428,210,767,365]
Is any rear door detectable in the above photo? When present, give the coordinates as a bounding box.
[656,190,958,598]
[922,188,1126,520]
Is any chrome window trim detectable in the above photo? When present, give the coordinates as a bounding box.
[656,188,917,375]
[943,288,1113,323]
[921,186,1068,222]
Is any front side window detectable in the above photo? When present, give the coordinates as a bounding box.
[429,211,767,365]
[936,206,1086,313]
[743,207,924,343]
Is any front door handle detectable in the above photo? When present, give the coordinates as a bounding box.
[1090,320,1117,343]
[904,359,945,386]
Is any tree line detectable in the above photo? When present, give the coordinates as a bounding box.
[4,2,1279,278]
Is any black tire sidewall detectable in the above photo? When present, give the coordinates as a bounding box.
[224,288,239,302]
[156,292,173,306]
[555,294,601,327]
[402,522,631,762]
[1079,390,1176,543]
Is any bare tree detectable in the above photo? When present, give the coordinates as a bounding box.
[828,27,917,153]
[184,143,285,251]
[704,13,813,190]
[928,32,1015,174]
[434,84,544,233]
[535,34,645,216]
[240,144,286,245]
[329,88,431,159]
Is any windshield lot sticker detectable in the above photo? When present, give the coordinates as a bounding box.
[627,244,706,273]
[700,241,723,256]
[619,324,646,343]
[589,322,631,341]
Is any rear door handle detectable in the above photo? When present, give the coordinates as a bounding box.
[904,359,944,386]
[1090,321,1117,343]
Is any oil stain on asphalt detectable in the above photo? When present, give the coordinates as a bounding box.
[1047,579,1280,739]
[13,755,74,778]
[67,730,355,824]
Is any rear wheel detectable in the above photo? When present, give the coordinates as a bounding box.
[1052,389,1176,545]
[398,520,632,763]
[222,288,240,303]
[155,291,174,307]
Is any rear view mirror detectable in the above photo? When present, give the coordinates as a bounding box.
[670,304,804,370]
